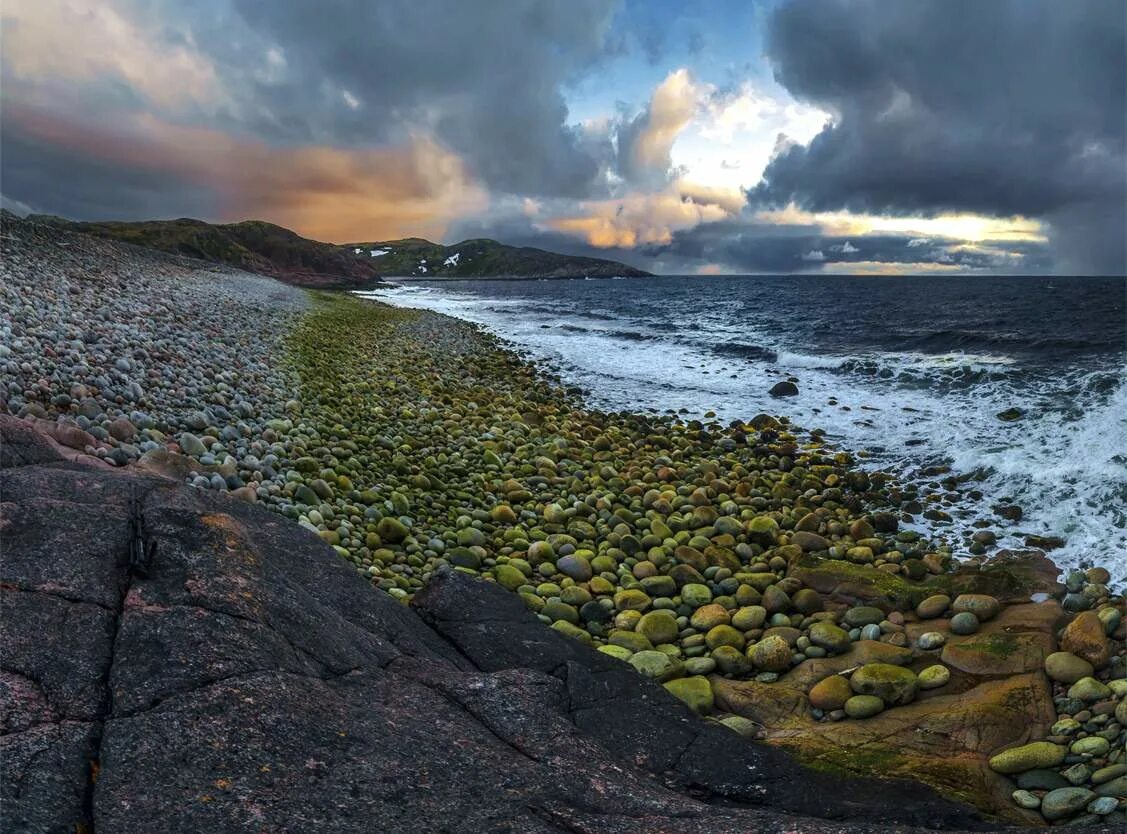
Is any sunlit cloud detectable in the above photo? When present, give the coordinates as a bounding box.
[4,103,487,242]
[1,0,223,111]
[546,182,739,248]
[755,204,1048,244]
[821,260,971,275]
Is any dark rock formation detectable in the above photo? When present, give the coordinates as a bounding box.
[0,414,1088,833]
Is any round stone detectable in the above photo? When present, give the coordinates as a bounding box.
[636,610,679,646]
[844,606,884,627]
[850,663,918,705]
[1071,737,1110,757]
[1067,676,1112,702]
[949,611,980,635]
[951,594,1000,622]
[748,634,792,672]
[493,564,526,591]
[1040,787,1095,821]
[808,621,851,653]
[705,624,746,651]
[792,588,824,614]
[1087,796,1119,815]
[917,632,946,650]
[178,432,207,456]
[731,605,767,630]
[917,664,951,689]
[689,603,730,630]
[844,694,885,719]
[680,583,713,608]
[556,554,592,582]
[628,650,683,681]
[809,675,853,710]
[1044,651,1095,684]
[1011,790,1041,809]
[989,742,1067,774]
[916,594,951,619]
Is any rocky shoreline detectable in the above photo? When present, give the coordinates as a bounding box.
[2,213,1124,827]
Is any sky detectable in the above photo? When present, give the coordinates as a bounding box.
[1,0,1124,275]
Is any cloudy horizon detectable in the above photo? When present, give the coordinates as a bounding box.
[2,0,1124,275]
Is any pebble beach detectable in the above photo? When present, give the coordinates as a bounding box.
[2,213,1124,826]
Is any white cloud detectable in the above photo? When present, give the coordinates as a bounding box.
[802,249,825,261]
[907,237,929,247]
[839,240,859,253]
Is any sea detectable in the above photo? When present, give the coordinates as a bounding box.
[357,274,1127,577]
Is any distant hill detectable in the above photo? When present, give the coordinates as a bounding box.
[346,237,651,278]
[24,216,384,289]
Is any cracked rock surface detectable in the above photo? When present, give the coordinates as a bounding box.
[0,414,1099,833]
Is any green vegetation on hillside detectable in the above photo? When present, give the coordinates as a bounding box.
[24,215,383,289]
[346,236,651,278]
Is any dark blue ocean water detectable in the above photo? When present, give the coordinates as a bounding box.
[362,275,1127,574]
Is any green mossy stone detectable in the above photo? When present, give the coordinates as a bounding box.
[628,650,683,681]
[376,517,409,543]
[641,575,677,597]
[808,621,851,653]
[989,742,1067,774]
[849,663,918,706]
[1044,651,1095,683]
[614,589,652,611]
[951,593,1000,622]
[711,644,752,675]
[1068,676,1112,702]
[609,629,654,652]
[731,605,767,630]
[493,564,527,591]
[705,624,745,651]
[597,644,634,662]
[844,694,885,719]
[663,675,714,714]
[843,606,884,627]
[636,610,679,645]
[792,588,824,614]
[917,664,951,689]
[294,484,319,506]
[551,620,593,646]
[680,583,713,608]
[689,603,730,631]
[542,601,580,624]
[719,715,759,737]
[1071,737,1110,757]
[457,527,487,547]
[748,634,792,672]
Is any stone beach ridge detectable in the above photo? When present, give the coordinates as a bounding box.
[2,212,1124,829]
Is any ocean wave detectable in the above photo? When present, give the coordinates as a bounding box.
[712,342,779,362]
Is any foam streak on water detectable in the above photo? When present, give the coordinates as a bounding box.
[357,275,1127,576]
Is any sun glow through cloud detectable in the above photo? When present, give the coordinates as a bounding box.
[755,205,1048,244]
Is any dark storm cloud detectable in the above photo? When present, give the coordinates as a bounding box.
[751,0,1127,275]
[0,109,217,222]
[211,0,620,198]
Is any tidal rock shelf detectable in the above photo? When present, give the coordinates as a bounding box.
[3,415,989,833]
[2,213,1124,827]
